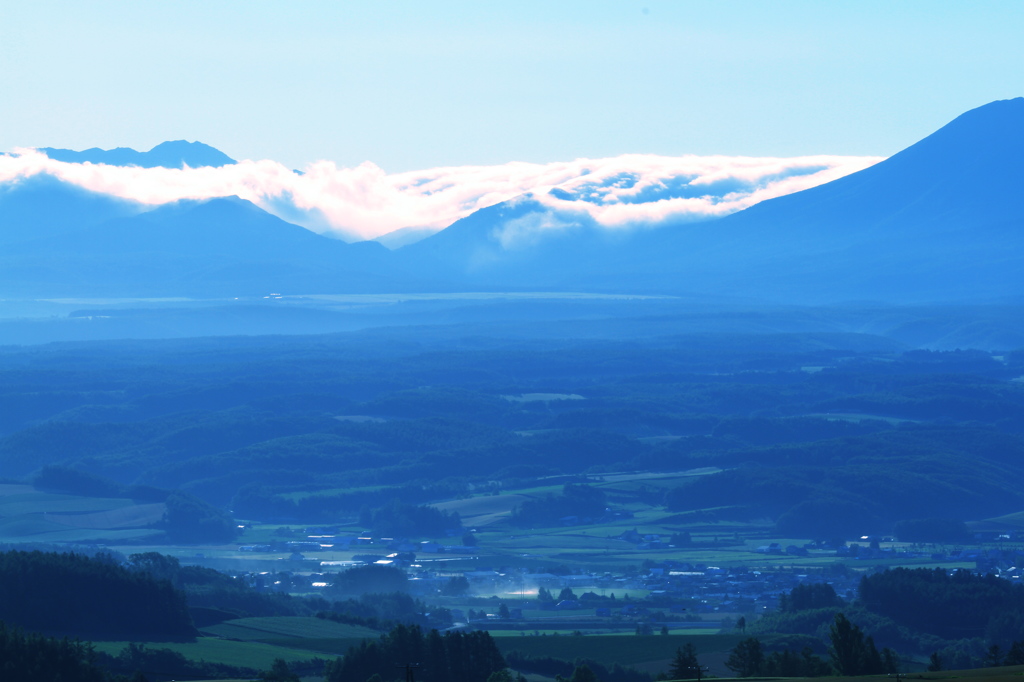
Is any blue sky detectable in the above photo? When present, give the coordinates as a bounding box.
[2,1,1023,171]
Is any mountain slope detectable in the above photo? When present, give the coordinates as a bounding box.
[0,197,399,296]
[0,175,144,246]
[629,96,1024,301]
[403,98,1024,302]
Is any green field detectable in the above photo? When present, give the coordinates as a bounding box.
[753,667,1024,682]
[980,510,1024,529]
[196,616,380,658]
[0,465,989,578]
[201,616,379,642]
[91,637,324,669]
[494,632,744,667]
[0,485,166,543]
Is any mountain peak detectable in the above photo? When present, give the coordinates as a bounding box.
[38,140,236,169]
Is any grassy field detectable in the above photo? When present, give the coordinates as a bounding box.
[152,664,1024,682]
[980,510,1024,529]
[736,667,1024,682]
[90,637,324,669]
[201,616,379,641]
[0,485,166,543]
[434,494,536,527]
[0,490,134,515]
[9,465,994,577]
[196,616,380,658]
[43,502,165,529]
[495,632,744,667]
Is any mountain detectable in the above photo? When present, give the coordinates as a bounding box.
[0,175,144,246]
[403,98,1024,303]
[0,196,400,296]
[4,100,1023,304]
[628,96,1024,302]
[398,196,641,290]
[39,140,236,169]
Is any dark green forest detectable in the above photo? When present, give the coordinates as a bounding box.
[744,569,1024,672]
[0,550,193,638]
[0,621,108,682]
[323,623,505,682]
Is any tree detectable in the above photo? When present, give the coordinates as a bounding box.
[260,658,300,682]
[127,551,182,583]
[725,638,764,677]
[326,624,504,682]
[862,636,884,674]
[927,652,943,672]
[498,603,511,619]
[669,643,699,679]
[829,612,866,675]
[487,671,515,682]
[736,616,746,633]
[780,583,843,612]
[828,612,888,676]
[881,647,900,674]
[569,663,600,682]
[441,575,470,596]
[162,491,239,543]
[859,567,1024,642]
[329,564,409,596]
[558,587,577,601]
[1005,640,1024,666]
[0,623,107,682]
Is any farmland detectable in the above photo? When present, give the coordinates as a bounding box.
[90,637,323,670]
[0,484,164,543]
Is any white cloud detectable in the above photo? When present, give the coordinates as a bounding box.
[493,210,578,251]
[0,148,882,243]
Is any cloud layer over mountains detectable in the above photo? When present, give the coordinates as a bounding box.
[0,147,880,245]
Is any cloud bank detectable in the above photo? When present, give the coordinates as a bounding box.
[0,148,882,244]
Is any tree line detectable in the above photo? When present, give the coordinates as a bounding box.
[324,623,505,682]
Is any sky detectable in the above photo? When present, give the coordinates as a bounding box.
[2,1,1023,172]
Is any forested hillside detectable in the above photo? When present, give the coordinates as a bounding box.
[0,330,1021,537]
[0,550,194,638]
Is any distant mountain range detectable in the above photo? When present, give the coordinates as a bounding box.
[2,99,1023,303]
[39,140,236,169]
[0,195,399,297]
